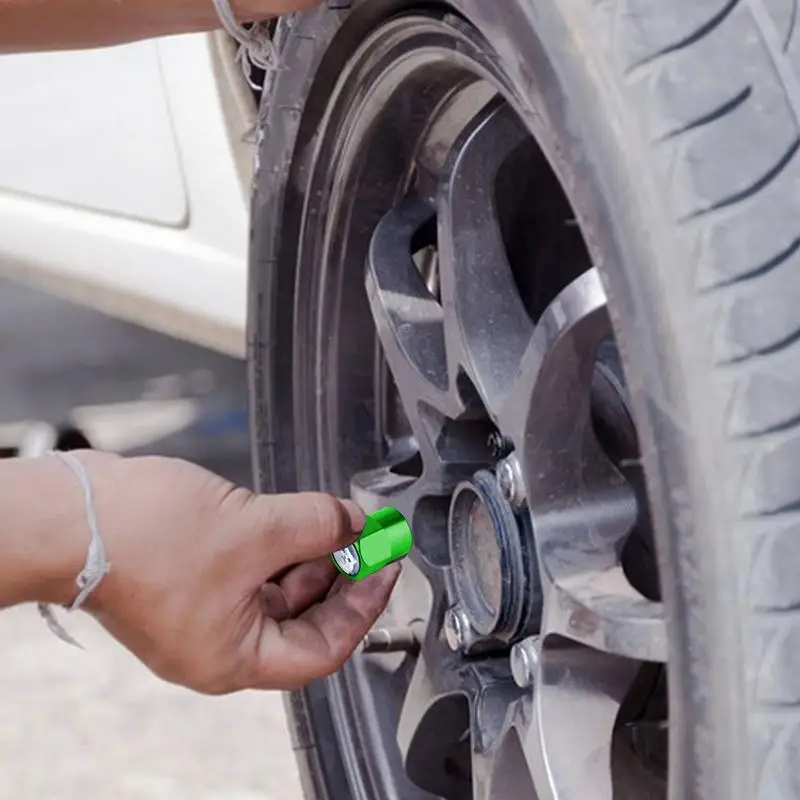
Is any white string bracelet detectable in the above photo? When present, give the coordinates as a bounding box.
[211,0,279,89]
[37,451,110,649]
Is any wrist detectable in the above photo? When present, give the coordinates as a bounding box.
[0,452,114,608]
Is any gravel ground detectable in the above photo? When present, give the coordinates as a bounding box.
[0,609,300,800]
[0,278,303,799]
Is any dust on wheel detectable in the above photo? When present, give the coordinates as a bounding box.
[250,2,799,799]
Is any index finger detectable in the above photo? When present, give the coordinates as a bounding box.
[253,563,402,689]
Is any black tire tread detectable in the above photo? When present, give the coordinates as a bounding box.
[609,1,800,796]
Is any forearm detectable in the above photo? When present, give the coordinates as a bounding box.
[0,456,85,609]
[0,0,303,53]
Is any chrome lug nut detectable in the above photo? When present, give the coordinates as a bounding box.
[444,606,475,653]
[510,636,541,689]
[496,454,525,508]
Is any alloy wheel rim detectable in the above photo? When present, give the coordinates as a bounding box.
[294,11,668,799]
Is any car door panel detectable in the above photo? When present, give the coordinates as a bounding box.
[0,33,254,357]
[0,42,187,225]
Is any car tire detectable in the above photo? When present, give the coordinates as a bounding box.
[249,2,800,798]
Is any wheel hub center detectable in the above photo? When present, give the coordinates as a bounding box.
[448,469,542,641]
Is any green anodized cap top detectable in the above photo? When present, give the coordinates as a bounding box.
[332,507,413,581]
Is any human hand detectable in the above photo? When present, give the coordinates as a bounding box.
[67,453,400,694]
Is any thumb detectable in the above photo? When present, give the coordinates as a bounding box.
[254,492,366,571]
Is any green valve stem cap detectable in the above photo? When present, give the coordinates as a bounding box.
[332,507,413,581]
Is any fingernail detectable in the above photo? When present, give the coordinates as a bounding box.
[341,499,366,534]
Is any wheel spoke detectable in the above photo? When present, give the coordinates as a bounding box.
[532,475,666,662]
[397,620,527,800]
[498,267,609,443]
[545,567,667,663]
[485,267,667,661]
[396,600,474,798]
[367,196,460,418]
[470,672,521,756]
[468,676,524,800]
[467,643,640,800]
[437,99,534,407]
[520,642,640,800]
[367,196,485,501]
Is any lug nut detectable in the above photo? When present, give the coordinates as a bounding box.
[510,636,541,689]
[444,606,475,653]
[496,454,525,508]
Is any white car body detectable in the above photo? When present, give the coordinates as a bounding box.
[0,32,255,358]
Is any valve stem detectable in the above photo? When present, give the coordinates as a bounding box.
[358,627,420,655]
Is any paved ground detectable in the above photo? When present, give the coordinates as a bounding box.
[0,279,303,799]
